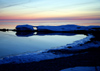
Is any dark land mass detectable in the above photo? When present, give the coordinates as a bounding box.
[0,47,100,71]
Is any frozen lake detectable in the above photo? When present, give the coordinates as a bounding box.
[0,31,87,58]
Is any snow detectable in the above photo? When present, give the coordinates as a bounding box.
[36,25,79,31]
[36,25,100,31]
[49,34,93,50]
[0,52,73,64]
[61,66,100,71]
[15,24,100,32]
[58,34,94,50]
[16,24,34,31]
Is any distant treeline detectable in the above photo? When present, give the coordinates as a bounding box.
[0,28,16,32]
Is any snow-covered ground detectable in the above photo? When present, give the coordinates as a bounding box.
[36,25,100,31]
[16,24,34,31]
[15,24,100,32]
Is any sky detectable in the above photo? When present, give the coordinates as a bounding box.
[0,0,100,20]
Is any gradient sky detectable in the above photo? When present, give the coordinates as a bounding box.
[0,0,100,20]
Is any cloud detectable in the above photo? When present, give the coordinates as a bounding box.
[0,0,37,9]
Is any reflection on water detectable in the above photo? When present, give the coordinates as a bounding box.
[0,31,87,58]
[16,31,76,37]
[16,31,34,37]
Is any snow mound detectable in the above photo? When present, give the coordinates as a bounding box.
[0,52,73,64]
[36,25,100,32]
[16,24,34,31]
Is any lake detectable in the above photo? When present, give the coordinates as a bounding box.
[0,31,87,58]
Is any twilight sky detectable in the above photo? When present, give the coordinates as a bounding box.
[0,0,100,20]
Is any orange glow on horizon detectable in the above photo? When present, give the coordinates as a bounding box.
[0,12,100,20]
[0,16,100,20]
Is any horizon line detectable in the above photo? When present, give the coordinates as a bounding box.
[0,18,100,20]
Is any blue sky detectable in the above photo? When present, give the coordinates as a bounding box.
[0,0,100,20]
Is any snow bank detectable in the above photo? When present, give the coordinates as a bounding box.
[0,52,73,64]
[15,24,100,32]
[36,25,100,31]
[36,25,81,31]
[16,24,34,31]
[55,34,94,50]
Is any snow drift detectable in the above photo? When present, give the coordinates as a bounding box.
[16,24,34,31]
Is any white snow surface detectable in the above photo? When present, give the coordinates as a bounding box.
[56,34,94,50]
[0,53,73,64]
[15,24,100,31]
[36,25,100,31]
[16,24,34,31]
